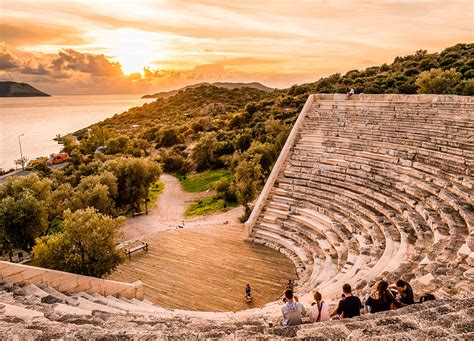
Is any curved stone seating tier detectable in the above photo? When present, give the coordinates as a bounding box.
[1,281,473,339]
[289,143,472,256]
[287,150,473,238]
[284,156,465,265]
[247,94,474,302]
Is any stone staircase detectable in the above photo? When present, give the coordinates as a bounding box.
[247,94,474,305]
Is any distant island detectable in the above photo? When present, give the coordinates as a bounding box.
[0,81,50,97]
[142,82,274,98]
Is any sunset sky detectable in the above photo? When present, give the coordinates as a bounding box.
[1,0,472,95]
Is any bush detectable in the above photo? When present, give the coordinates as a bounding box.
[157,128,182,148]
[102,158,161,212]
[214,177,237,202]
[32,208,125,277]
[191,133,218,171]
[416,68,462,94]
[235,155,263,218]
[0,174,52,250]
[461,79,474,96]
[106,136,129,154]
[161,152,192,175]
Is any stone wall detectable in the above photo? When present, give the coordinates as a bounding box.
[313,93,474,102]
[244,94,315,235]
[0,261,144,299]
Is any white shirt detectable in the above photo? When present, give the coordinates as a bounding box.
[309,301,330,322]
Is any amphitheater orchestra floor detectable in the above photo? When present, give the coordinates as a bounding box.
[108,224,297,312]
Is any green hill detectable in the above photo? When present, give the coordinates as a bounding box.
[304,43,473,95]
[142,82,274,98]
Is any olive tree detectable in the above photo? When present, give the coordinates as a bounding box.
[0,174,52,250]
[191,132,218,171]
[32,208,125,277]
[235,155,263,219]
[416,68,461,94]
[102,158,161,212]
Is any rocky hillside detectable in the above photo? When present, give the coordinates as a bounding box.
[142,81,274,98]
[0,81,50,97]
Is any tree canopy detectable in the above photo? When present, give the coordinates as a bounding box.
[415,68,462,94]
[0,174,52,250]
[32,208,125,277]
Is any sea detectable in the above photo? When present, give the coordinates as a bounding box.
[0,95,154,170]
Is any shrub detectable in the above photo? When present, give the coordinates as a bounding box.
[157,128,182,148]
[214,177,237,202]
[191,133,218,171]
[102,158,162,212]
[235,155,263,217]
[161,152,192,175]
[416,68,462,94]
[32,208,125,277]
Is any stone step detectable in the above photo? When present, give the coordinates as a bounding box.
[54,303,92,316]
[42,286,80,307]
[0,302,45,320]
[23,284,49,298]
[75,297,126,314]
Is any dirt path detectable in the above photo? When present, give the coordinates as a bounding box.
[120,173,243,241]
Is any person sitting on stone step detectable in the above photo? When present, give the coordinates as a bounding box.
[391,279,414,307]
[309,291,330,322]
[281,289,306,326]
[330,283,362,319]
[366,280,398,313]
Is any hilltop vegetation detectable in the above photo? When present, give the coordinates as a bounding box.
[302,43,473,95]
[142,81,274,98]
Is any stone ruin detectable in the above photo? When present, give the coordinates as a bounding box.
[1,94,473,339]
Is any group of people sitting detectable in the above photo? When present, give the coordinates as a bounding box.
[281,279,417,326]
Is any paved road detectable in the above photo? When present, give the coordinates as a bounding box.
[0,162,68,184]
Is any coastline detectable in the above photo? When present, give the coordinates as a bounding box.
[0,94,153,170]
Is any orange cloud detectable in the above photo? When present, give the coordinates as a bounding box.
[1,21,88,47]
[51,49,123,77]
[1,0,472,94]
[0,46,298,95]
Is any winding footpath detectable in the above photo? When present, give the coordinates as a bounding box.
[121,173,248,241]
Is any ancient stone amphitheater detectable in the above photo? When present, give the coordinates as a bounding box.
[1,94,473,339]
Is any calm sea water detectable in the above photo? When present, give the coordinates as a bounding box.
[0,95,154,170]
